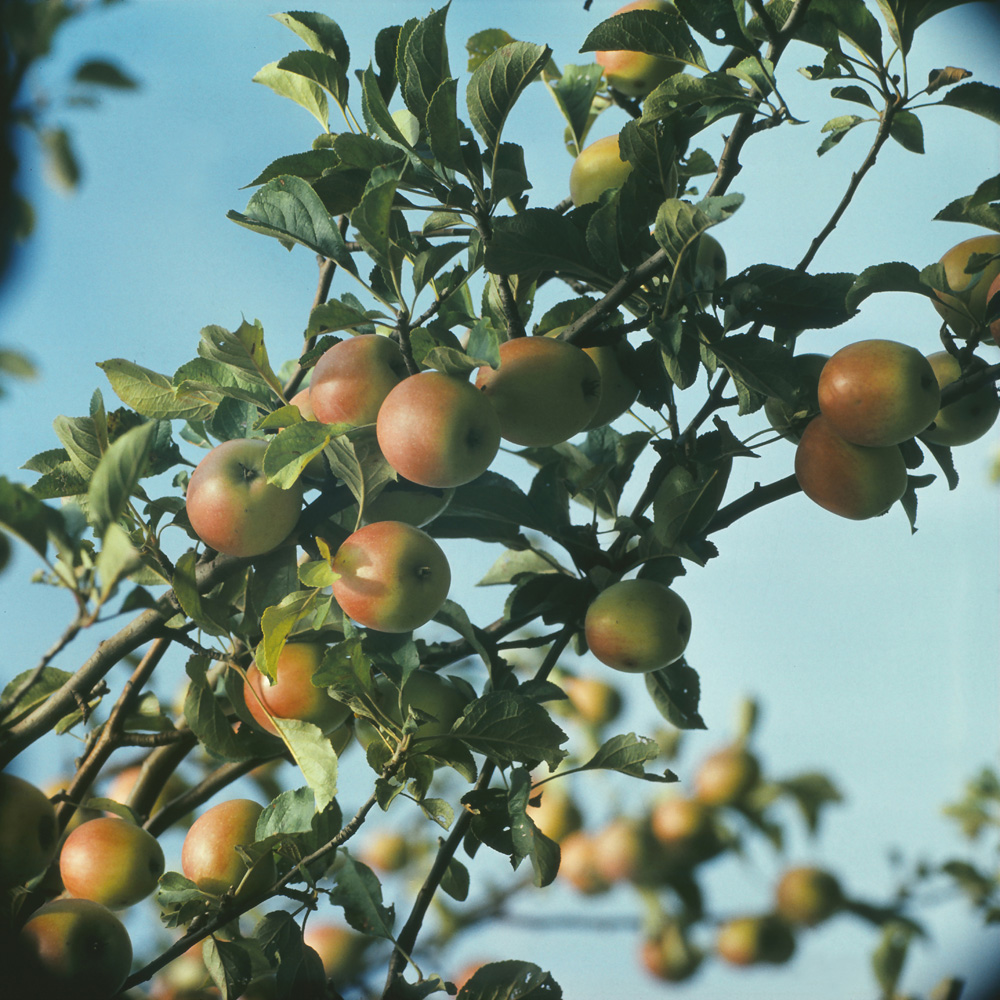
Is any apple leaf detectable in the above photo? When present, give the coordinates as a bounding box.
[157,871,218,928]
[361,64,412,147]
[399,4,450,126]
[939,81,1000,125]
[0,666,73,722]
[440,855,470,900]
[262,421,333,490]
[643,72,756,123]
[204,936,254,1000]
[889,110,924,153]
[183,655,269,760]
[934,174,1000,232]
[674,0,752,49]
[253,910,311,999]
[508,767,560,887]
[253,61,328,131]
[467,42,551,157]
[307,297,383,337]
[645,658,706,730]
[171,552,232,639]
[458,960,563,1000]
[269,717,339,812]
[86,420,155,535]
[724,265,858,330]
[545,62,604,155]
[453,691,568,771]
[277,49,348,109]
[0,476,69,560]
[579,733,678,783]
[328,854,396,939]
[94,522,140,603]
[99,358,216,421]
[580,5,707,71]
[271,11,350,63]
[845,261,938,312]
[485,208,600,283]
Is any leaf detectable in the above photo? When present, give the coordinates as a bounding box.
[277,50,349,109]
[871,920,918,995]
[361,65,411,147]
[478,548,565,586]
[673,0,752,49]
[269,717,339,811]
[94,522,140,603]
[926,65,972,94]
[426,77,467,174]
[183,656,269,761]
[645,658,706,729]
[98,358,216,421]
[872,0,981,56]
[709,334,800,415]
[352,167,403,272]
[888,109,924,153]
[0,476,69,560]
[271,11,350,62]
[440,856,470,900]
[579,733,677,782]
[328,854,396,939]
[1,666,73,721]
[580,5,707,71]
[263,422,334,489]
[86,421,155,534]
[204,936,253,1000]
[934,173,1000,231]
[939,81,1000,125]
[485,208,599,282]
[74,59,138,89]
[253,61,328,130]
[400,4,451,125]
[458,960,563,1000]
[845,260,938,311]
[453,691,568,770]
[227,175,357,275]
[467,42,551,156]
[725,264,858,329]
[545,63,604,154]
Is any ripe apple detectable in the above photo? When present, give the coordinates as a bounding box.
[649,794,711,846]
[330,521,451,633]
[693,745,760,806]
[932,234,1000,337]
[476,337,602,447]
[375,371,501,488]
[774,865,843,926]
[105,764,188,820]
[526,785,583,844]
[242,642,351,737]
[17,898,133,995]
[591,817,647,884]
[921,351,1000,446]
[363,478,454,527]
[569,133,633,207]
[359,829,410,873]
[185,438,304,557]
[716,915,795,966]
[0,772,58,887]
[303,922,370,983]
[794,414,908,520]
[584,578,692,673]
[563,673,623,726]
[181,798,274,897]
[595,0,684,98]
[764,353,829,442]
[558,829,611,894]
[289,388,316,420]
[817,339,940,447]
[640,922,702,982]
[308,334,407,426]
[60,816,165,909]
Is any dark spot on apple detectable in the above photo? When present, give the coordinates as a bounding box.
[583,376,602,401]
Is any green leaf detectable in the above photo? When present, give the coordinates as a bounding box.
[939,81,1000,125]
[352,167,403,272]
[485,208,599,282]
[478,548,565,586]
[508,767,560,887]
[645,658,706,729]
[1,666,73,722]
[87,420,155,534]
[256,590,322,682]
[545,63,605,154]
[268,717,339,811]
[889,110,924,153]
[453,691,568,770]
[307,298,382,337]
[98,358,216,421]
[361,65,411,147]
[271,11,349,62]
[197,319,280,392]
[934,173,1000,231]
[872,0,980,56]
[817,113,866,156]
[845,261,938,311]
[776,772,844,834]
[74,59,138,89]
[440,856,470,900]
[53,414,101,478]
[227,176,357,275]
[425,77,467,173]
[247,149,338,187]
[263,422,333,489]
[643,71,756,122]
[725,265,858,329]
[467,42,551,156]
[277,50,349,109]
[94,522,140,603]
[830,85,876,108]
[183,655,268,760]
[204,936,253,1000]
[0,476,69,560]
[581,5,707,70]
[253,61,328,131]
[674,0,752,49]
[400,4,451,126]
[458,961,563,1000]
[579,733,677,782]
[328,854,396,939]
[871,920,918,994]
[709,334,800,415]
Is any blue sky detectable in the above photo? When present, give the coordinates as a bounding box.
[1,2,999,997]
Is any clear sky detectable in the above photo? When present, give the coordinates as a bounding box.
[1,2,998,998]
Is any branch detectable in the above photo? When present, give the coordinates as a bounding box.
[706,474,801,534]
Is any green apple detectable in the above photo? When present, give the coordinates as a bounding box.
[764,353,829,442]
[817,339,940,447]
[563,673,623,726]
[584,579,691,673]
[0,772,58,887]
[375,372,501,488]
[595,0,684,98]
[330,520,451,633]
[569,134,633,207]
[475,336,602,446]
[17,898,133,996]
[308,334,407,426]
[932,234,1000,337]
[359,829,410,873]
[775,865,843,926]
[243,642,351,737]
[526,785,583,844]
[693,745,760,806]
[181,798,274,897]
[59,816,164,909]
[794,414,908,520]
[640,922,702,983]
[185,438,304,557]
[362,478,455,527]
[716,915,795,966]
[921,351,999,446]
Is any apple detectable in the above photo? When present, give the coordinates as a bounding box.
[452,959,490,994]
[331,521,451,633]
[308,334,407,426]
[0,772,58,887]
[526,785,583,843]
[921,351,999,446]
[181,798,274,897]
[989,270,1000,345]
[303,922,370,983]
[242,642,351,737]
[363,478,455,527]
[932,234,1000,337]
[476,336,602,446]
[639,922,702,982]
[693,745,759,806]
[289,388,316,420]
[60,816,165,909]
[764,353,829,443]
[649,794,711,846]
[569,133,633,207]
[584,578,691,673]
[716,915,795,966]
[17,898,133,996]
[774,865,843,926]
[557,829,611,894]
[563,673,623,726]
[359,829,410,873]
[595,0,684,98]
[591,817,646,884]
[185,438,304,558]
[105,764,188,820]
[375,372,501,488]
[794,414,908,520]
[817,339,940,447]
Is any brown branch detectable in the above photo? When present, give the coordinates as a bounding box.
[706,474,801,534]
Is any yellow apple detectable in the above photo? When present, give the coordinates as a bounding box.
[595,1,684,98]
[921,351,999,446]
[0,772,58,888]
[932,234,1000,337]
[569,134,633,207]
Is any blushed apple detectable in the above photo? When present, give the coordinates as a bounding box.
[308,334,407,426]
[569,134,633,207]
[693,745,760,806]
[185,438,304,557]
[595,0,684,98]
[775,865,843,926]
[932,234,1000,337]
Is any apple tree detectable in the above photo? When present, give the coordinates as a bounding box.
[1,2,999,998]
